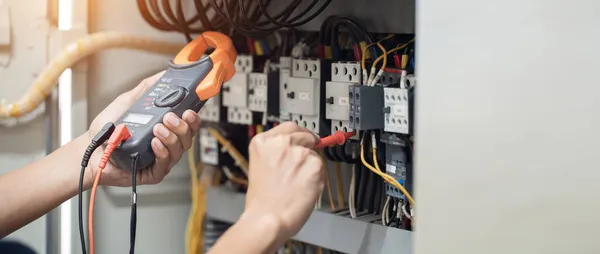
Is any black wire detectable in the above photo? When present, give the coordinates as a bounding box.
[78,165,87,254]
[129,154,140,254]
[257,0,329,28]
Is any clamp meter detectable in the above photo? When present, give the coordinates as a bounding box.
[110,31,237,171]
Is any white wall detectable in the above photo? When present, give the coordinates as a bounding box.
[0,0,49,252]
[416,0,600,253]
[88,1,193,253]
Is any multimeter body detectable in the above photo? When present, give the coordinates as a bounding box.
[109,31,236,171]
[110,60,212,170]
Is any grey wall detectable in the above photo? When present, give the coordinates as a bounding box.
[416,0,600,253]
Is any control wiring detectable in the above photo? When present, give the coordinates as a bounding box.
[370,38,415,86]
[0,32,185,122]
[185,140,206,254]
[88,124,132,254]
[207,127,249,175]
[359,133,415,206]
[78,123,116,254]
[334,162,345,209]
[348,164,357,218]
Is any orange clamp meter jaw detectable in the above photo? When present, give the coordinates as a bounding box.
[111,32,237,171]
[173,31,237,100]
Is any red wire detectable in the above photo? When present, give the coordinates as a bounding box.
[88,124,131,254]
[315,131,356,148]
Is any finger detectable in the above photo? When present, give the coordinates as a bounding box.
[150,137,170,183]
[260,135,291,170]
[131,71,167,94]
[163,112,192,150]
[278,132,320,149]
[283,145,311,172]
[260,121,316,138]
[153,123,183,163]
[182,110,201,134]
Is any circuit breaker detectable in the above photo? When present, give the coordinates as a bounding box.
[349,85,384,130]
[278,59,327,134]
[222,73,248,108]
[326,62,360,134]
[381,133,411,200]
[199,128,219,165]
[198,96,221,123]
[384,87,409,134]
[248,72,279,116]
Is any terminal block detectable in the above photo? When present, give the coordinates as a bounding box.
[384,87,409,134]
[198,96,221,123]
[199,128,219,165]
[222,73,248,108]
[381,133,412,200]
[248,72,279,116]
[234,54,253,73]
[349,85,384,130]
[227,107,253,125]
[292,59,321,79]
[331,62,361,83]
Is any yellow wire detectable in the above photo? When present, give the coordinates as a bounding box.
[186,141,205,254]
[319,150,336,210]
[334,162,345,209]
[222,166,249,186]
[360,144,415,206]
[372,38,415,72]
[376,42,388,71]
[207,127,249,175]
[361,34,394,71]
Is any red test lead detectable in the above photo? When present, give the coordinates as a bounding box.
[316,131,356,148]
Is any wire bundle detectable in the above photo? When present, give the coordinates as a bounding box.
[137,0,231,41]
[210,0,332,37]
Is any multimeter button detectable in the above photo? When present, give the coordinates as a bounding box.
[154,87,186,107]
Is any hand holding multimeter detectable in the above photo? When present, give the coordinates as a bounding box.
[109,31,237,171]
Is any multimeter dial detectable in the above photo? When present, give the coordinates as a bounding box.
[154,86,187,108]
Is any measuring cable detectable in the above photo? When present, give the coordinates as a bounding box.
[130,153,140,254]
[78,122,116,254]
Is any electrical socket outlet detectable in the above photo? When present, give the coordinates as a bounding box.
[291,114,320,134]
[235,55,253,73]
[227,107,253,125]
[248,73,268,112]
[199,128,219,165]
[279,57,292,70]
[222,73,248,108]
[198,97,220,122]
[292,59,320,79]
[384,87,409,134]
[331,62,361,83]
[325,81,355,121]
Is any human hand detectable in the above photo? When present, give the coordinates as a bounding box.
[242,122,324,244]
[86,71,201,187]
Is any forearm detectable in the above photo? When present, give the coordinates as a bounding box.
[0,134,91,237]
[209,212,284,254]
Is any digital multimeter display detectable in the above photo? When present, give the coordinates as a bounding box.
[122,113,154,125]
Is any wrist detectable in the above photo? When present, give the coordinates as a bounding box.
[237,210,285,252]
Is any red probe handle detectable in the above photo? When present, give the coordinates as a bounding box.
[315,131,356,148]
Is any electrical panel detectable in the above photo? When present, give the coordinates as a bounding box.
[349,85,384,130]
[384,87,410,134]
